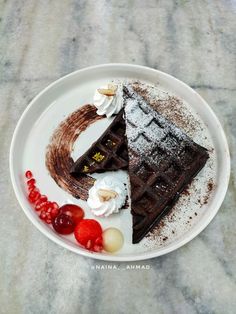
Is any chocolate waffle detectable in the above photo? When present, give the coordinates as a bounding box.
[70,109,128,176]
[123,86,209,243]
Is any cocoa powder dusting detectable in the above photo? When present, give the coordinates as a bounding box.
[199,178,214,206]
[131,81,199,135]
[207,181,213,192]
[45,105,104,200]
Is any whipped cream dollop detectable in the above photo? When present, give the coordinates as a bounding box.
[93,83,123,117]
[87,176,126,217]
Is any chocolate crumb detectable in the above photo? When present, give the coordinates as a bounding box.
[203,197,208,204]
[182,187,191,196]
[207,181,213,192]
[121,195,129,209]
[199,178,214,206]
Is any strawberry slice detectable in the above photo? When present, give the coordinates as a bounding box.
[74,219,102,248]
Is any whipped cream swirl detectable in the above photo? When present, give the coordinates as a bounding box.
[87,176,126,217]
[93,84,123,117]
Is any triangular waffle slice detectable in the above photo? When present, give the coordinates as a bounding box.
[70,109,128,176]
[123,85,209,243]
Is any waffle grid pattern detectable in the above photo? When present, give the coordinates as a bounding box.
[124,86,209,243]
[70,109,128,175]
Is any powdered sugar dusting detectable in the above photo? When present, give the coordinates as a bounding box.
[120,80,217,250]
[131,81,201,138]
[124,85,195,167]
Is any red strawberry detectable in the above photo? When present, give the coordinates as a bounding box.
[74,219,102,248]
[95,236,103,246]
[93,244,103,252]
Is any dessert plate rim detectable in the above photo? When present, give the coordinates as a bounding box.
[9,63,230,261]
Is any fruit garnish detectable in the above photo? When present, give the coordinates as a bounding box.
[94,236,103,246]
[52,213,75,234]
[38,201,59,220]
[24,171,110,254]
[97,189,118,202]
[85,239,93,250]
[28,190,40,203]
[35,200,47,211]
[27,178,36,187]
[74,219,103,250]
[50,202,60,218]
[24,170,60,223]
[39,210,47,221]
[102,228,124,253]
[93,244,103,252]
[25,170,33,179]
[40,195,48,201]
[59,204,84,225]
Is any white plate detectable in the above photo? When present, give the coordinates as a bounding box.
[9,64,230,261]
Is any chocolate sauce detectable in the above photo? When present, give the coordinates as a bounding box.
[45,105,104,200]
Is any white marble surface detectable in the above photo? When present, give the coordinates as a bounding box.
[0,1,236,313]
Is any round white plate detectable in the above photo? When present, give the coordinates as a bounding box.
[10,64,230,261]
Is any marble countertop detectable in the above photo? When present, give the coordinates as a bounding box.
[0,1,235,313]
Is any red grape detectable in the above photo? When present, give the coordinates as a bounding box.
[52,213,75,235]
[59,204,84,225]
